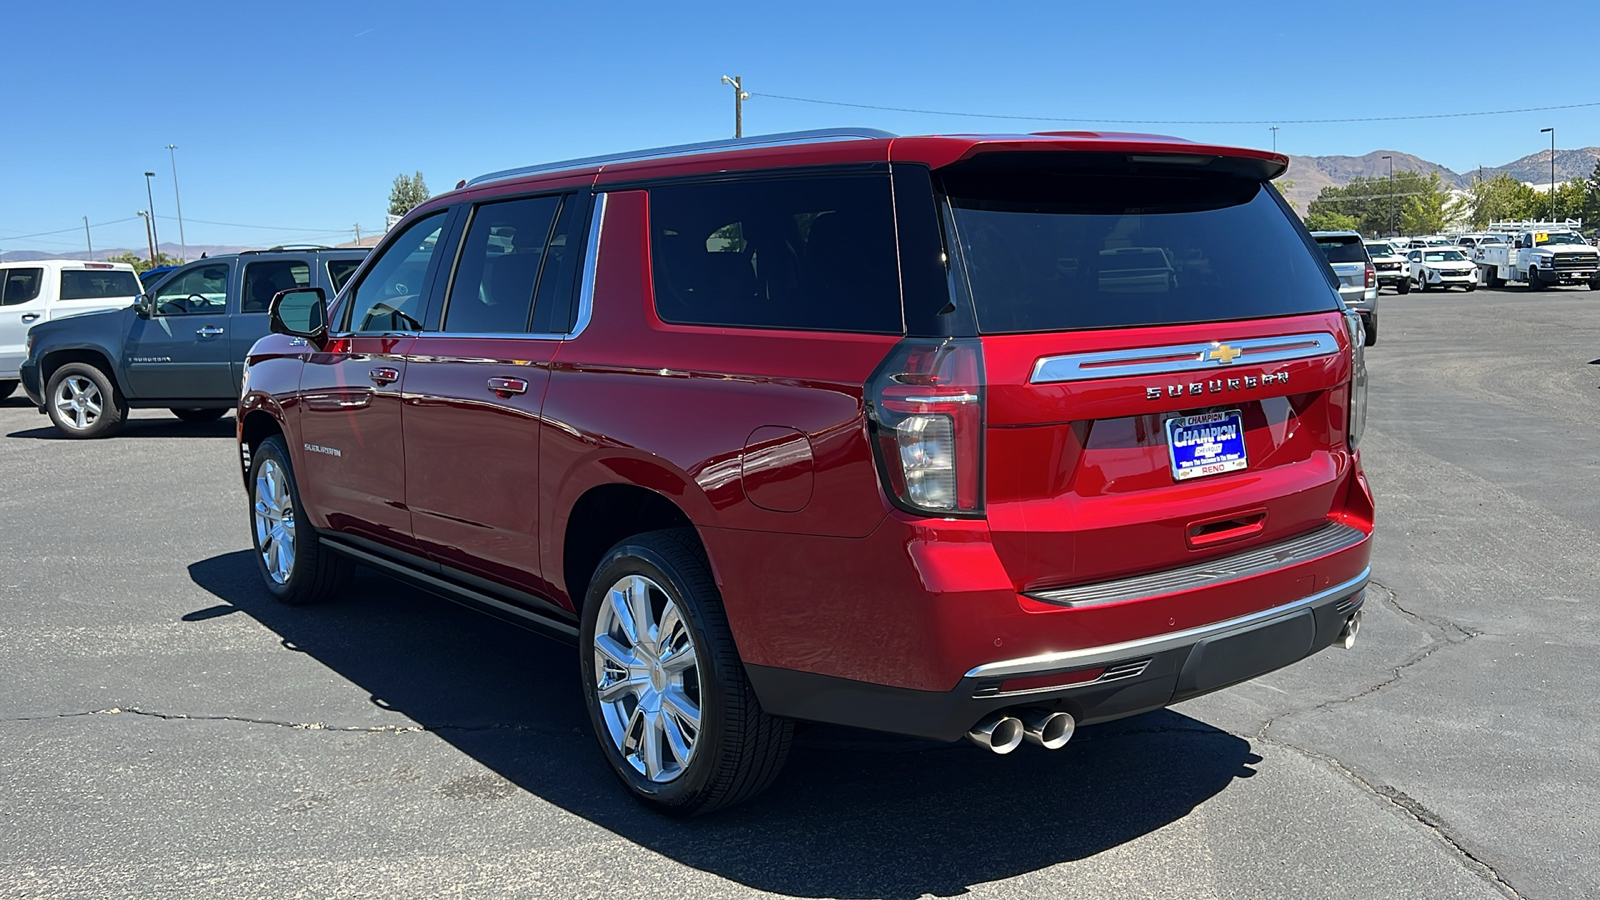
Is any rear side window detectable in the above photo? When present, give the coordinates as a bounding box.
[327,258,361,293]
[241,260,311,314]
[1,268,44,306]
[1316,236,1369,264]
[59,269,142,300]
[650,174,902,333]
[443,195,562,334]
[941,166,1339,333]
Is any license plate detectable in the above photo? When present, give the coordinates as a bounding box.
[1166,410,1247,481]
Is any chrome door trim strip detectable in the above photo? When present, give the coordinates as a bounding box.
[1027,522,1368,609]
[1029,332,1339,384]
[568,192,606,340]
[964,567,1370,680]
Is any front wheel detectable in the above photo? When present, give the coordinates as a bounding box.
[45,363,125,438]
[580,529,792,816]
[1527,268,1545,291]
[1588,278,1599,291]
[170,407,227,423]
[1396,277,1411,295]
[0,380,17,401]
[249,435,353,605]
[1418,275,1431,292]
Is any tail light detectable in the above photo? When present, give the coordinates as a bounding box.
[866,338,985,517]
[1365,263,1376,289]
[1343,310,1368,448]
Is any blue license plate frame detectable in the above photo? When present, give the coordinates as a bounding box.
[1166,409,1248,482]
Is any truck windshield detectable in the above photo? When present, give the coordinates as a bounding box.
[941,166,1339,333]
[59,270,142,300]
[1534,232,1585,246]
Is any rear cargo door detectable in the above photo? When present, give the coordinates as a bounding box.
[938,160,1355,592]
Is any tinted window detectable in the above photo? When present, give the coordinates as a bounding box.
[443,195,561,333]
[650,175,902,333]
[0,268,44,306]
[59,269,142,300]
[345,212,447,333]
[529,196,585,335]
[327,258,361,293]
[241,259,311,314]
[152,264,229,316]
[1315,237,1370,264]
[943,167,1339,333]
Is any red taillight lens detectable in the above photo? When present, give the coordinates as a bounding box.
[1365,264,1376,288]
[866,338,985,516]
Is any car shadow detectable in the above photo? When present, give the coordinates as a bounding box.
[189,550,1259,898]
[7,414,235,440]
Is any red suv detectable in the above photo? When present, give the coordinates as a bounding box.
[240,128,1373,815]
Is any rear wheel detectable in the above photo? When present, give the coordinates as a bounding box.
[45,363,124,439]
[580,528,792,816]
[1363,314,1377,346]
[249,435,353,605]
[0,380,16,401]
[170,407,227,423]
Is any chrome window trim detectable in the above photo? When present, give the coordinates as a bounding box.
[964,567,1370,680]
[1030,332,1340,385]
[1027,522,1368,609]
[568,192,606,340]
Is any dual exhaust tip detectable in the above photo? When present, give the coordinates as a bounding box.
[967,708,1075,754]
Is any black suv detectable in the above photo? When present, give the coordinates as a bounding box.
[20,247,366,437]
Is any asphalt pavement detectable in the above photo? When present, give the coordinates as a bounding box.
[1,284,1595,898]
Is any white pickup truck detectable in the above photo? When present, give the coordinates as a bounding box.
[1473,221,1600,290]
[0,260,144,398]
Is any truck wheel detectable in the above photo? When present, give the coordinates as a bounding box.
[1363,314,1377,346]
[1588,277,1599,291]
[45,363,125,439]
[0,380,16,401]
[249,435,353,605]
[1396,277,1410,295]
[1486,268,1502,288]
[170,408,227,423]
[1527,268,1545,291]
[580,528,793,816]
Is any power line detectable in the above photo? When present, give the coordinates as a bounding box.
[750,92,1600,126]
[0,216,140,242]
[154,215,361,233]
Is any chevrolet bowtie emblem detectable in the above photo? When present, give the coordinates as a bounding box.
[1207,343,1242,365]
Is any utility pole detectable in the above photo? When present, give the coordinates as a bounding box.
[1540,127,1556,219]
[143,172,162,262]
[1382,155,1394,236]
[137,211,156,265]
[166,145,187,263]
[1270,125,1279,152]
[83,216,93,260]
[720,75,749,138]
[354,223,362,244]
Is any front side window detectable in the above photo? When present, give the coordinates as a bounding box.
[152,264,230,316]
[59,269,142,300]
[0,268,44,306]
[241,260,311,314]
[443,195,562,333]
[650,174,902,333]
[344,212,447,333]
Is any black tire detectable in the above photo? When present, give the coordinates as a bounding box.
[247,435,353,606]
[1527,268,1545,291]
[579,528,792,816]
[1396,276,1411,295]
[44,363,125,439]
[1486,268,1503,288]
[1588,278,1599,291]
[170,407,227,423]
[1418,275,1431,293]
[0,380,17,401]
[1363,314,1377,346]
[1465,283,1476,293]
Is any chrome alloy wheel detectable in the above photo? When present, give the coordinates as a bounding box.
[52,375,103,431]
[593,574,702,783]
[253,459,296,585]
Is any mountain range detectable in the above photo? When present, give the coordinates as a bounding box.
[1280,147,1600,210]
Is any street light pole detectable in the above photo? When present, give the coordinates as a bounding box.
[166,145,187,263]
[1270,125,1279,152]
[720,75,749,138]
[83,216,93,260]
[137,211,156,265]
[142,172,162,263]
[1540,128,1556,220]
[1382,155,1394,236]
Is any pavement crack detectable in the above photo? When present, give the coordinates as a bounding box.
[5,706,579,737]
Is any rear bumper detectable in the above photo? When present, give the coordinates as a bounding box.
[747,568,1368,741]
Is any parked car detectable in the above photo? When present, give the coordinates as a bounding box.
[140,264,179,288]
[1407,247,1479,291]
[240,128,1373,815]
[1363,240,1410,295]
[0,260,142,400]
[19,248,366,437]
[1311,231,1379,344]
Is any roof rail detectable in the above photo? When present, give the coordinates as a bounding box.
[464,128,898,188]
[238,244,335,255]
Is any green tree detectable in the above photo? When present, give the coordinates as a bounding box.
[1304,210,1358,232]
[1580,159,1600,228]
[1546,179,1587,221]
[107,251,178,274]
[1306,170,1435,236]
[388,171,430,217]
[1272,179,1298,213]
[1400,172,1456,235]
[1466,174,1542,228]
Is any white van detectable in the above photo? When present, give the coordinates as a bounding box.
[0,260,143,397]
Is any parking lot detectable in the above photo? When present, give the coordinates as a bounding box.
[0,283,1595,899]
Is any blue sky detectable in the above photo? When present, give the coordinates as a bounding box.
[3,0,1594,257]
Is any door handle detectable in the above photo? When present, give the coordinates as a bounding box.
[488,376,528,396]
[196,325,225,336]
[21,313,40,323]
[369,366,400,386]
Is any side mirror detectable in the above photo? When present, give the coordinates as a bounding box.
[269,287,329,347]
[134,294,154,319]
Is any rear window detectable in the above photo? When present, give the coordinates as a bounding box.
[1315,237,1369,264]
[59,269,142,300]
[941,167,1339,333]
[649,174,902,334]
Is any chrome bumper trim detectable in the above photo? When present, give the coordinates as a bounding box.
[1027,522,1368,609]
[965,567,1371,680]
